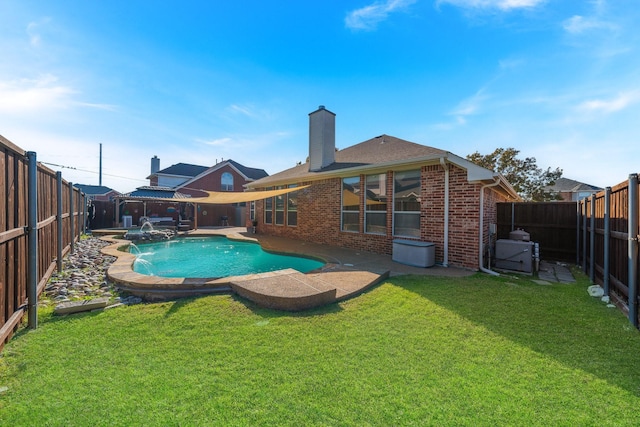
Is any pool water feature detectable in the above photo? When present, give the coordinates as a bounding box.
[130,236,325,278]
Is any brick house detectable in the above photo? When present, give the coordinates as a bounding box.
[246,106,520,271]
[144,157,268,227]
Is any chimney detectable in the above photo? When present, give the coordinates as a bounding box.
[151,155,160,174]
[308,105,336,172]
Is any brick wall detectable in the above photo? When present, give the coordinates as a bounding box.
[251,165,510,270]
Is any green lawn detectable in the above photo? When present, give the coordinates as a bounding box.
[1,269,639,426]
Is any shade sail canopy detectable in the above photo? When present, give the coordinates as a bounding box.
[175,185,309,204]
[115,186,308,204]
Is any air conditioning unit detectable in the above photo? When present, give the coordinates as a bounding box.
[495,239,534,273]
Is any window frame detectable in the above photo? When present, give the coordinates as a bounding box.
[264,187,273,224]
[392,169,421,238]
[221,172,234,191]
[341,176,361,233]
[365,173,387,235]
[286,184,298,227]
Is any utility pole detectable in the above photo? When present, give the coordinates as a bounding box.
[99,143,103,186]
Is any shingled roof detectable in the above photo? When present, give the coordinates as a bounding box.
[248,135,448,186]
[121,186,191,200]
[75,184,119,196]
[546,177,602,193]
[154,163,209,178]
[225,159,268,180]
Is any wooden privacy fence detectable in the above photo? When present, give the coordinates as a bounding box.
[1,135,86,350]
[496,201,577,262]
[578,174,639,328]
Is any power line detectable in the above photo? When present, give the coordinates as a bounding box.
[40,161,147,182]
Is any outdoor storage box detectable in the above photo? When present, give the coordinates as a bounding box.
[122,215,133,228]
[392,239,435,268]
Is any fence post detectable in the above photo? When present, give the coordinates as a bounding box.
[576,200,581,266]
[590,194,596,283]
[628,173,638,327]
[69,182,74,252]
[604,187,611,296]
[582,199,587,273]
[56,172,63,272]
[82,193,87,234]
[27,151,38,329]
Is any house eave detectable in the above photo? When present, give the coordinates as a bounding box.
[247,152,521,200]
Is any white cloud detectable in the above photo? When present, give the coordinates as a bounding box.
[436,0,545,11]
[200,137,233,146]
[0,75,76,113]
[227,104,256,117]
[345,0,417,31]
[451,87,489,117]
[562,15,615,34]
[26,18,51,47]
[578,91,640,114]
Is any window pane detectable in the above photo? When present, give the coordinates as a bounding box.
[342,177,360,211]
[394,170,421,212]
[342,212,359,232]
[287,185,297,227]
[275,186,285,225]
[365,212,386,234]
[221,172,234,191]
[394,170,420,237]
[264,188,273,224]
[287,211,297,226]
[342,177,360,232]
[394,212,420,238]
[365,174,387,234]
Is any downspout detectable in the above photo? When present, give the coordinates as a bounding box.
[439,157,449,267]
[479,178,501,276]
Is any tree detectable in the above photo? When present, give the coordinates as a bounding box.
[466,147,562,202]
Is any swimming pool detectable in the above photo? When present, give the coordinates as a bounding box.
[130,236,325,278]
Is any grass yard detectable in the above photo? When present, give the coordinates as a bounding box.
[1,269,640,426]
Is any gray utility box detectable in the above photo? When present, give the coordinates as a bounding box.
[392,239,435,268]
[495,239,534,273]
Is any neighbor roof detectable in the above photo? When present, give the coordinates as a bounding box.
[153,163,209,178]
[546,177,602,193]
[75,184,119,196]
[120,186,191,200]
[226,159,269,181]
[247,134,519,200]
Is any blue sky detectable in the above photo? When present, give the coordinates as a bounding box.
[1,0,638,192]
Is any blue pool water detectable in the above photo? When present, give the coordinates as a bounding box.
[130,236,325,278]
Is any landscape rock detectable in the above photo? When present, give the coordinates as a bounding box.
[43,236,123,306]
[587,285,605,298]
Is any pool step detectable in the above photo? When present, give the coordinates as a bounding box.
[229,268,389,311]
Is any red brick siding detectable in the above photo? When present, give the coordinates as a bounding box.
[251,165,511,270]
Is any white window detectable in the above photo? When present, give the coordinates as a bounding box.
[221,172,233,191]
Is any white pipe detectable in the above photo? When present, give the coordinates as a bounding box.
[440,157,449,267]
[479,179,501,276]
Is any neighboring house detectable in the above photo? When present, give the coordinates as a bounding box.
[115,186,192,227]
[545,177,602,201]
[75,184,120,202]
[246,106,520,271]
[143,156,268,227]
